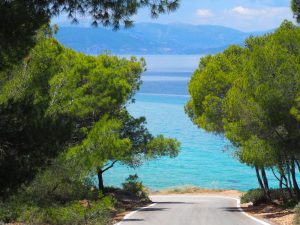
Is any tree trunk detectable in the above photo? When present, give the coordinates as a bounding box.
[296,160,300,173]
[97,169,105,193]
[283,173,294,199]
[291,159,300,200]
[261,167,269,190]
[287,160,292,188]
[255,166,265,191]
[260,166,271,199]
[279,175,285,201]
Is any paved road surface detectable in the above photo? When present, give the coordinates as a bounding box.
[117,195,270,225]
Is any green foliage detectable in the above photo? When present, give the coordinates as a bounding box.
[291,95,300,121]
[66,117,132,175]
[186,20,300,198]
[0,28,180,198]
[187,21,300,165]
[146,135,180,159]
[292,0,300,23]
[0,33,145,196]
[0,197,113,225]
[122,174,149,201]
[20,200,113,225]
[0,0,179,71]
[241,189,299,208]
[25,159,98,205]
[240,189,267,205]
[0,1,50,71]
[0,157,113,224]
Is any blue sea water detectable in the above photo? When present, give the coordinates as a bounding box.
[104,55,276,191]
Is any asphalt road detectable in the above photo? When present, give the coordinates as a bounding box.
[117,195,271,225]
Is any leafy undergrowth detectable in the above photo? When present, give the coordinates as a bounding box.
[241,189,299,225]
[0,173,150,225]
[241,188,298,207]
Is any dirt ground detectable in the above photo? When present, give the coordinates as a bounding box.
[241,203,295,225]
[151,186,243,197]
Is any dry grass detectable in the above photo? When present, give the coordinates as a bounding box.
[151,186,243,198]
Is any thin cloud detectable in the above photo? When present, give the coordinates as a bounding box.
[193,5,293,31]
[230,6,266,16]
[196,9,214,17]
[229,6,290,18]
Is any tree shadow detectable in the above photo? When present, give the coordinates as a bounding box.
[154,201,197,205]
[221,205,294,219]
[123,218,144,222]
[139,207,168,211]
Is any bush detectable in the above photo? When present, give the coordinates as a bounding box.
[241,188,299,208]
[19,198,113,225]
[122,174,149,201]
[241,189,267,205]
[0,196,114,225]
[0,159,114,224]
[25,159,98,205]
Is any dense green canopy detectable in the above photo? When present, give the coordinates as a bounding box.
[292,0,300,22]
[186,20,300,198]
[0,0,179,71]
[0,30,180,196]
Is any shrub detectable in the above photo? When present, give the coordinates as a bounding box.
[25,159,98,205]
[0,159,114,224]
[0,196,114,225]
[241,189,267,205]
[20,198,113,225]
[122,174,149,201]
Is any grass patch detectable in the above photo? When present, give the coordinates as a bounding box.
[153,186,225,194]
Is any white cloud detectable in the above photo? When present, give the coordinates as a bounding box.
[193,5,293,32]
[229,6,290,18]
[230,6,265,16]
[196,9,214,17]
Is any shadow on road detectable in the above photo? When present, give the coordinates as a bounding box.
[220,207,241,212]
[123,218,144,222]
[154,201,197,205]
[139,207,168,211]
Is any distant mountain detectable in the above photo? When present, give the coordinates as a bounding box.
[55,23,273,55]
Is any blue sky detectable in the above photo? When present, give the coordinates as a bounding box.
[53,0,295,31]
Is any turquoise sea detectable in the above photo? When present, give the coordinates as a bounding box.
[104,55,276,191]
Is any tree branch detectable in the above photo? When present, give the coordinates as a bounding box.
[102,160,118,173]
[271,167,288,188]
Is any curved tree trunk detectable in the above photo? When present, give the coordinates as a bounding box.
[96,161,118,194]
[287,160,293,189]
[260,166,271,199]
[97,169,105,193]
[255,166,265,191]
[261,167,269,190]
[291,159,300,200]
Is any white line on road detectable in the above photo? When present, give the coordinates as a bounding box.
[115,203,157,225]
[236,198,271,225]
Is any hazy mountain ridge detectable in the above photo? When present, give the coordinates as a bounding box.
[55,23,272,55]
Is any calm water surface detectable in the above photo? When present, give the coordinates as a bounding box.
[104,55,276,191]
